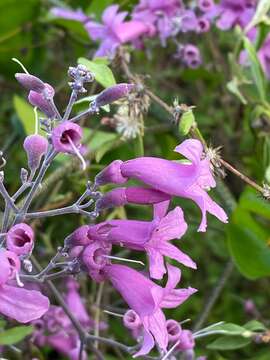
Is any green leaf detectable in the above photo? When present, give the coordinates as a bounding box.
[246,0,270,31]
[209,323,248,336]
[178,109,195,136]
[0,326,33,345]
[86,0,113,18]
[243,37,266,101]
[227,208,270,279]
[227,78,247,105]
[13,95,35,135]
[207,336,251,350]
[78,57,116,88]
[239,187,270,220]
[244,320,267,332]
[95,137,122,163]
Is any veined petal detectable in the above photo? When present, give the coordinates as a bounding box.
[159,242,197,269]
[153,200,170,220]
[153,206,187,241]
[143,309,168,352]
[161,287,197,309]
[174,139,203,165]
[147,247,166,280]
[133,328,155,358]
[0,285,49,323]
[102,5,120,25]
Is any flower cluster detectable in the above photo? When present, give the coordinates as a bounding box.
[51,1,270,79]
[65,138,227,357]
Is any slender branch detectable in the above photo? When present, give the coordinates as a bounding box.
[0,181,18,213]
[63,90,78,121]
[69,107,95,123]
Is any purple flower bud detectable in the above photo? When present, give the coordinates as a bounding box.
[198,0,214,12]
[51,121,82,154]
[244,299,256,314]
[123,309,142,330]
[166,319,182,342]
[183,45,202,69]
[177,330,195,351]
[23,134,48,171]
[6,223,34,256]
[82,243,109,270]
[94,83,134,108]
[95,160,128,186]
[66,225,91,247]
[15,73,45,93]
[28,83,55,118]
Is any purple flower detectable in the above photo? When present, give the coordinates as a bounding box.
[95,139,228,231]
[104,263,196,357]
[166,319,182,343]
[0,250,49,323]
[96,186,171,211]
[181,44,202,68]
[85,5,151,57]
[28,83,56,118]
[6,223,34,256]
[211,0,256,31]
[51,121,82,154]
[197,0,215,13]
[90,204,196,279]
[23,134,48,172]
[176,330,195,351]
[132,0,182,45]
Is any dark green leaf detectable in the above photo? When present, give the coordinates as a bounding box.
[207,336,251,350]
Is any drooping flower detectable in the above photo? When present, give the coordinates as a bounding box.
[104,263,196,357]
[15,73,45,93]
[6,223,35,256]
[94,83,134,108]
[89,204,196,279]
[0,250,49,323]
[95,139,228,231]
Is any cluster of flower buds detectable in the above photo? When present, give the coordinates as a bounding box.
[68,64,94,93]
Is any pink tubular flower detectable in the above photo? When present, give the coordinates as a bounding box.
[104,263,196,357]
[85,5,151,57]
[166,319,182,343]
[0,250,49,323]
[95,139,228,231]
[90,203,196,279]
[94,83,134,108]
[51,121,82,154]
[6,223,34,256]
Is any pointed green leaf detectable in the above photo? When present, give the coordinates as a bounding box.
[0,325,33,345]
[78,57,116,88]
[207,336,251,350]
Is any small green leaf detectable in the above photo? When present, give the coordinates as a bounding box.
[243,37,266,101]
[244,320,267,332]
[78,57,116,88]
[178,109,195,136]
[227,78,247,105]
[0,325,33,345]
[209,323,247,336]
[239,187,270,220]
[207,336,251,350]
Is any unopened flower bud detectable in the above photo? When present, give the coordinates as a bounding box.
[51,121,82,154]
[65,225,91,247]
[6,223,34,256]
[23,134,48,171]
[15,73,45,93]
[177,330,195,351]
[94,83,134,108]
[28,84,55,118]
[95,160,127,186]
